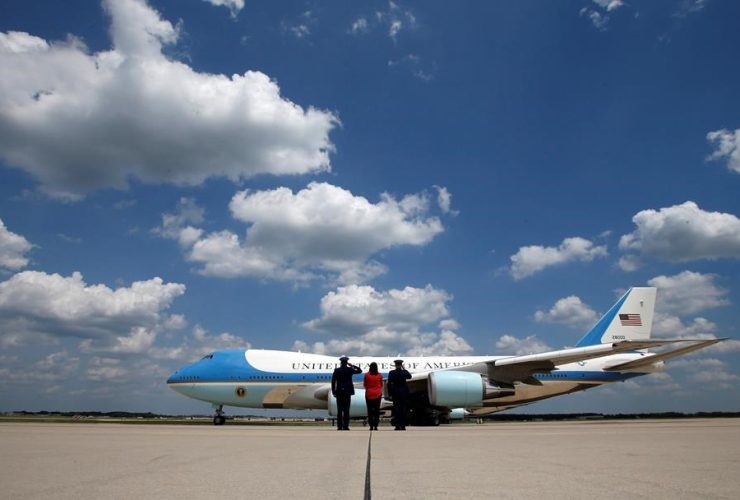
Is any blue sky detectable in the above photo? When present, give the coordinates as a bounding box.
[1,0,739,415]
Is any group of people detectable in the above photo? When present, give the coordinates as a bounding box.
[331,356,411,431]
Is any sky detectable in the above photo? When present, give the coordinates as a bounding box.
[0,0,739,416]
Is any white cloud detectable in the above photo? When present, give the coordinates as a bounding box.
[202,0,244,18]
[706,128,740,174]
[0,351,80,382]
[349,2,417,41]
[81,326,157,355]
[670,358,727,370]
[160,183,445,284]
[294,284,472,356]
[0,218,33,270]
[620,202,740,262]
[0,0,338,200]
[580,0,626,31]
[150,324,250,362]
[86,357,128,381]
[435,186,451,213]
[534,296,599,330]
[191,325,249,352]
[281,11,316,39]
[592,0,624,11]
[292,329,473,357]
[152,197,205,247]
[0,271,185,347]
[388,54,437,82]
[439,318,461,330]
[495,335,553,356]
[674,0,710,18]
[647,271,737,353]
[303,284,452,336]
[509,237,608,280]
[349,18,369,35]
[165,314,187,330]
[652,313,717,337]
[649,271,730,316]
[617,254,643,272]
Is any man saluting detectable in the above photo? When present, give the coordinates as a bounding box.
[387,359,412,430]
[331,356,362,430]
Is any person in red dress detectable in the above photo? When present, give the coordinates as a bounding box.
[363,362,383,430]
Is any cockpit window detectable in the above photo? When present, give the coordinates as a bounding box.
[201,354,214,360]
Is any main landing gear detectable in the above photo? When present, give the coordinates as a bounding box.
[212,404,226,426]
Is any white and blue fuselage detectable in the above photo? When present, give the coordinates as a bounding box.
[166,348,661,414]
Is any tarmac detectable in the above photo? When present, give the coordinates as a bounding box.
[1,419,739,500]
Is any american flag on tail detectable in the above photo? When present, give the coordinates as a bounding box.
[619,313,642,327]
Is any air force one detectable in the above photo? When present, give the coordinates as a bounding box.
[167,287,725,426]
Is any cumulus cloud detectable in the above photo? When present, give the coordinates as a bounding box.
[294,284,473,356]
[495,335,553,356]
[158,182,445,284]
[0,0,339,199]
[202,0,245,18]
[652,314,717,338]
[0,271,185,348]
[86,357,128,381]
[152,197,205,247]
[534,296,600,330]
[509,237,608,280]
[150,324,250,362]
[165,314,187,330]
[0,351,80,383]
[304,284,451,336]
[619,202,740,262]
[649,271,730,316]
[647,271,739,353]
[617,255,643,272]
[669,358,739,388]
[706,128,740,174]
[0,218,33,271]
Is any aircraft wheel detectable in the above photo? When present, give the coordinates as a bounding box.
[213,415,226,426]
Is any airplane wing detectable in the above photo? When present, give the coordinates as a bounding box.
[425,339,708,386]
[603,338,727,371]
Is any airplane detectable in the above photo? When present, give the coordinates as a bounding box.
[166,287,726,426]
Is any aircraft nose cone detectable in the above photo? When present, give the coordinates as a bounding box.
[167,372,179,385]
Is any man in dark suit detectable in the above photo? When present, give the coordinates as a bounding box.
[331,356,362,430]
[387,359,412,430]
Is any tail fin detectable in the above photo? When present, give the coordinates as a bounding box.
[574,287,656,347]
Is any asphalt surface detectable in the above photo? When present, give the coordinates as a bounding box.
[1,419,738,500]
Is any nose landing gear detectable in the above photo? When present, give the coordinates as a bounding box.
[212,404,226,426]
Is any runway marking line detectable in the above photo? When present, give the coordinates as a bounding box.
[364,432,372,500]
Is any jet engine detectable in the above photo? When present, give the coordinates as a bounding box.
[327,389,368,417]
[428,371,485,407]
[447,408,466,420]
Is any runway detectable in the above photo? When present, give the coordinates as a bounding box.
[1,419,738,500]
